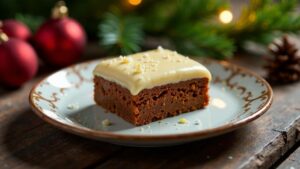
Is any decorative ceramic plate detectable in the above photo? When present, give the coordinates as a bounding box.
[29,58,273,147]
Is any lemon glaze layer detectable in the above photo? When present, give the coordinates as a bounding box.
[93,47,212,95]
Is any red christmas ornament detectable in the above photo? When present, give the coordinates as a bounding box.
[34,1,86,67]
[0,19,31,41]
[0,32,38,87]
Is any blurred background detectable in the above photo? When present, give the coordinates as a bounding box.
[0,0,300,87]
[1,0,299,59]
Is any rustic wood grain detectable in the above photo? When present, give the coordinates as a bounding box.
[0,53,299,169]
[277,145,300,169]
[0,76,122,169]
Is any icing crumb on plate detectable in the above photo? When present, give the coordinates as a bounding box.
[67,104,79,110]
[178,118,189,124]
[102,119,112,126]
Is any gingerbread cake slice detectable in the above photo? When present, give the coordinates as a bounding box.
[93,47,211,126]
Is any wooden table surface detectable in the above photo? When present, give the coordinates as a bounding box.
[0,52,299,169]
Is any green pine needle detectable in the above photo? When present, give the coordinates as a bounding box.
[163,0,233,59]
[15,13,44,33]
[174,0,228,22]
[172,24,235,59]
[98,13,144,55]
[231,0,300,46]
[97,0,300,59]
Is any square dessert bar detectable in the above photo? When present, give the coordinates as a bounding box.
[93,47,211,126]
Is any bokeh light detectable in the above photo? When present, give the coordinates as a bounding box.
[219,10,233,24]
[128,0,142,6]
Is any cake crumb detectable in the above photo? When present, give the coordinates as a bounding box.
[162,55,169,59]
[133,64,143,74]
[143,53,149,58]
[228,156,233,160]
[178,118,188,124]
[102,119,112,126]
[137,77,144,81]
[191,84,196,90]
[104,62,110,66]
[157,46,164,52]
[119,56,130,64]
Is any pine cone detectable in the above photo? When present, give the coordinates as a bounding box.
[265,35,300,84]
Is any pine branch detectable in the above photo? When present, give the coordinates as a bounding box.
[172,23,235,59]
[161,0,233,59]
[97,0,300,59]
[96,0,233,58]
[98,13,144,55]
[172,0,228,22]
[15,13,44,33]
[142,0,177,32]
[230,0,300,46]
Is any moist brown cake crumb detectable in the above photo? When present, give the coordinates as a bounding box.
[94,76,209,126]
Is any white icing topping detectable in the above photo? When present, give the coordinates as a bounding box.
[93,48,211,95]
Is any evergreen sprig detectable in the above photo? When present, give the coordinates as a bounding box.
[230,0,300,45]
[98,13,144,55]
[15,13,44,33]
[171,23,235,59]
[164,0,233,58]
[97,0,300,59]
[171,0,228,23]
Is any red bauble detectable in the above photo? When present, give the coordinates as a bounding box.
[0,34,38,87]
[34,17,86,67]
[0,19,31,41]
